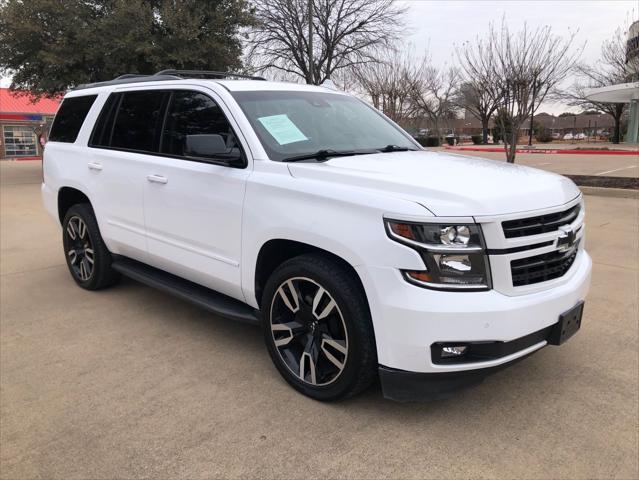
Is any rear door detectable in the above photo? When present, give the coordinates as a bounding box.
[142,88,250,301]
[87,90,169,261]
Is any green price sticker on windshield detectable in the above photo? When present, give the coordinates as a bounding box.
[257,114,308,145]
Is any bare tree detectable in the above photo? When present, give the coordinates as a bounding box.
[410,63,460,138]
[557,23,638,143]
[350,46,421,123]
[456,37,500,144]
[489,20,582,162]
[245,0,407,84]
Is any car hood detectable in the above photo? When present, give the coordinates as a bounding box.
[287,150,580,217]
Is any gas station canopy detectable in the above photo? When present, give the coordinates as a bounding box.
[586,82,639,103]
[586,82,639,144]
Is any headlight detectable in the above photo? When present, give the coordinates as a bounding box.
[385,220,492,291]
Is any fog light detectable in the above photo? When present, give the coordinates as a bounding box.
[441,345,467,358]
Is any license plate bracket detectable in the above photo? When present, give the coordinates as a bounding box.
[548,301,584,346]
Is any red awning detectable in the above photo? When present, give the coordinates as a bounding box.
[0,88,61,115]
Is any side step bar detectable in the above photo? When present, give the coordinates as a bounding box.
[111,256,260,326]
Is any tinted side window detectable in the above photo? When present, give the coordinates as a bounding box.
[49,95,97,143]
[161,91,239,157]
[89,93,121,147]
[111,91,167,152]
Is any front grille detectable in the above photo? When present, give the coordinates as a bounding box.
[511,242,579,286]
[502,204,580,238]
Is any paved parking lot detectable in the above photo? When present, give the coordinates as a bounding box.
[444,150,639,177]
[1,161,638,479]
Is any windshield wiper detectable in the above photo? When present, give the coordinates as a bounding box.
[281,149,374,163]
[377,144,417,152]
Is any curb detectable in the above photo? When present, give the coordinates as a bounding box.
[579,186,639,199]
[444,146,639,156]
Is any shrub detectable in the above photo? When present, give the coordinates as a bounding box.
[417,136,441,147]
[534,125,553,143]
[535,131,553,143]
[471,135,483,145]
[445,136,457,146]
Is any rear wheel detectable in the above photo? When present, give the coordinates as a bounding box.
[261,254,377,401]
[62,203,120,290]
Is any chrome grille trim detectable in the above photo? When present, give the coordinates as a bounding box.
[475,196,585,296]
[510,241,580,286]
[502,204,581,238]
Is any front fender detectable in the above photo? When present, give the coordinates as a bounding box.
[240,170,429,308]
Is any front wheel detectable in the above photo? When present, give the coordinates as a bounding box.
[261,254,377,401]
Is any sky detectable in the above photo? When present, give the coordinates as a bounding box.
[2,0,637,115]
[399,0,638,114]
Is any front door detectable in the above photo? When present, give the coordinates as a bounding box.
[143,89,250,301]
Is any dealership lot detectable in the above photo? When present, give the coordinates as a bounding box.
[442,148,639,177]
[1,161,638,479]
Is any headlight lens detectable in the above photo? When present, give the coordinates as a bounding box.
[386,220,491,290]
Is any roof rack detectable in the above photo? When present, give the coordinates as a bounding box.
[73,69,266,90]
[155,69,266,81]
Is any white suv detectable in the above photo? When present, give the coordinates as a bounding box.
[42,71,592,402]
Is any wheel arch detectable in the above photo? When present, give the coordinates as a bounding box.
[253,239,368,309]
[57,186,92,224]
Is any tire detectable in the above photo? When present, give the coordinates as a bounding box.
[62,203,120,290]
[261,253,377,401]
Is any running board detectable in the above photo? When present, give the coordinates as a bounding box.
[111,257,260,326]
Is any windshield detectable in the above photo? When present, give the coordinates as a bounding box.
[230,90,418,162]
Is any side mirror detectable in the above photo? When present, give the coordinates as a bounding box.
[184,134,243,167]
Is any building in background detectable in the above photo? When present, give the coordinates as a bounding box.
[0,88,60,160]
[586,20,639,144]
[446,110,615,139]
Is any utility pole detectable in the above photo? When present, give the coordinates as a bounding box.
[308,0,313,84]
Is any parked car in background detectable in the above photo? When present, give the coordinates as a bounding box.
[444,133,459,145]
[42,71,591,402]
[563,133,574,141]
[552,132,562,140]
[575,133,586,140]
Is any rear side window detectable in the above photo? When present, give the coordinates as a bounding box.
[161,91,239,157]
[89,93,121,147]
[49,95,97,143]
[111,91,167,152]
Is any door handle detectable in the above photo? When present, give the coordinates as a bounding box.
[88,162,103,171]
[146,174,168,184]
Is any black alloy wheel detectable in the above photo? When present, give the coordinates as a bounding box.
[270,276,349,386]
[64,215,95,282]
[261,254,377,401]
[62,203,120,290]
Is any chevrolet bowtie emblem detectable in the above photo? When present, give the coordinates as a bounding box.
[557,225,576,252]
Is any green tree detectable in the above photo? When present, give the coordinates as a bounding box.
[0,0,254,97]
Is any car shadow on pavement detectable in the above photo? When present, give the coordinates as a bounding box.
[111,276,550,414]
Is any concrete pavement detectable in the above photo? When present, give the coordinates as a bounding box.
[440,149,639,178]
[1,161,638,479]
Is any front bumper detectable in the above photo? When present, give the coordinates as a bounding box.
[355,249,592,377]
[379,353,533,402]
[378,309,583,402]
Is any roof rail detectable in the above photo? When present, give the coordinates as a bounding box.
[73,74,182,91]
[72,69,266,91]
[155,69,266,81]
